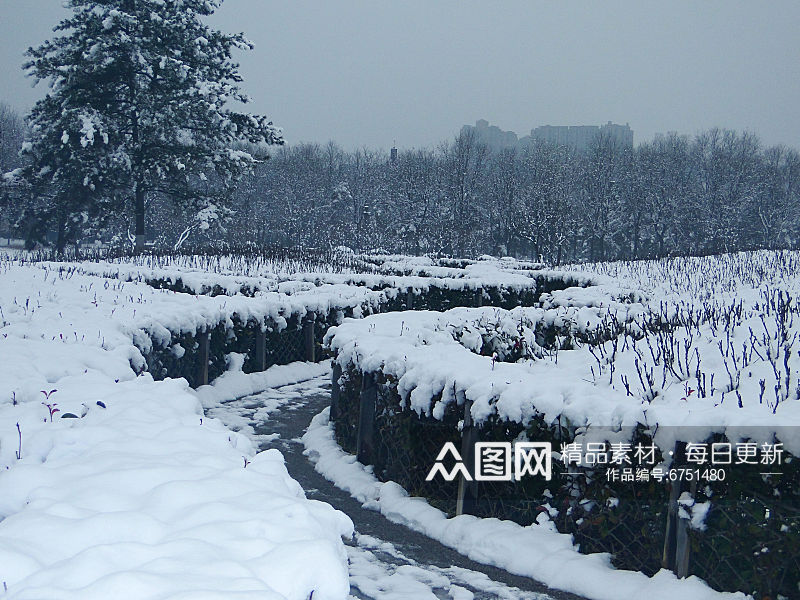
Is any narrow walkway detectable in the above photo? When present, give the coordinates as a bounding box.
[206,375,587,600]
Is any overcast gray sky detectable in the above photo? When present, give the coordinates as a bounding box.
[1,1,799,150]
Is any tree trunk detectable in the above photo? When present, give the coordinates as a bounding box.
[134,183,145,253]
[55,214,66,255]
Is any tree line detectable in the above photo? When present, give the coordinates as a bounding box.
[2,0,798,262]
[223,127,800,262]
[1,0,798,262]
[3,97,798,262]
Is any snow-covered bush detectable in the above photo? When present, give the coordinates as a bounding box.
[326,251,800,599]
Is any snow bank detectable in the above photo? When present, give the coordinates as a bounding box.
[0,262,353,599]
[194,361,331,409]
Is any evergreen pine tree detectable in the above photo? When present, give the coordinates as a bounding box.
[15,0,282,252]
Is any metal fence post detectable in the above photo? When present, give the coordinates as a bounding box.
[303,314,316,362]
[330,361,342,421]
[662,441,687,573]
[675,478,696,578]
[255,328,267,371]
[457,399,479,516]
[196,329,209,387]
[356,371,377,465]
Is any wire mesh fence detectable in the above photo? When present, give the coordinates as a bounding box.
[688,464,800,599]
[373,376,463,514]
[137,313,316,387]
[332,364,800,600]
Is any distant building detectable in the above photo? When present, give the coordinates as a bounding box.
[531,121,633,152]
[461,119,634,153]
[460,119,518,152]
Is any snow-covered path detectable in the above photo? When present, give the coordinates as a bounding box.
[205,374,580,600]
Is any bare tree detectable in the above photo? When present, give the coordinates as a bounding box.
[0,103,27,242]
[757,146,800,248]
[389,148,443,254]
[693,129,761,253]
[443,129,488,256]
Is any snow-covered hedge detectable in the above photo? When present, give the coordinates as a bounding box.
[325,259,800,598]
[10,256,608,388]
[326,307,800,447]
[50,254,601,306]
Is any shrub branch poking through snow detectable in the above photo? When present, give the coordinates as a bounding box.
[40,389,58,422]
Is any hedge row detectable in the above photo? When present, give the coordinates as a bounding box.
[331,361,800,600]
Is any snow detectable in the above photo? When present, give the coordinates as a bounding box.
[325,285,800,456]
[44,259,391,317]
[346,533,551,599]
[195,361,330,446]
[194,361,331,410]
[303,408,748,600]
[0,262,353,599]
[58,253,600,301]
[347,544,450,600]
[79,113,106,147]
[0,377,352,600]
[678,492,711,531]
[2,250,796,598]
[201,369,555,600]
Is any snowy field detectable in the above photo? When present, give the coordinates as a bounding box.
[1,250,797,599]
[0,259,352,599]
